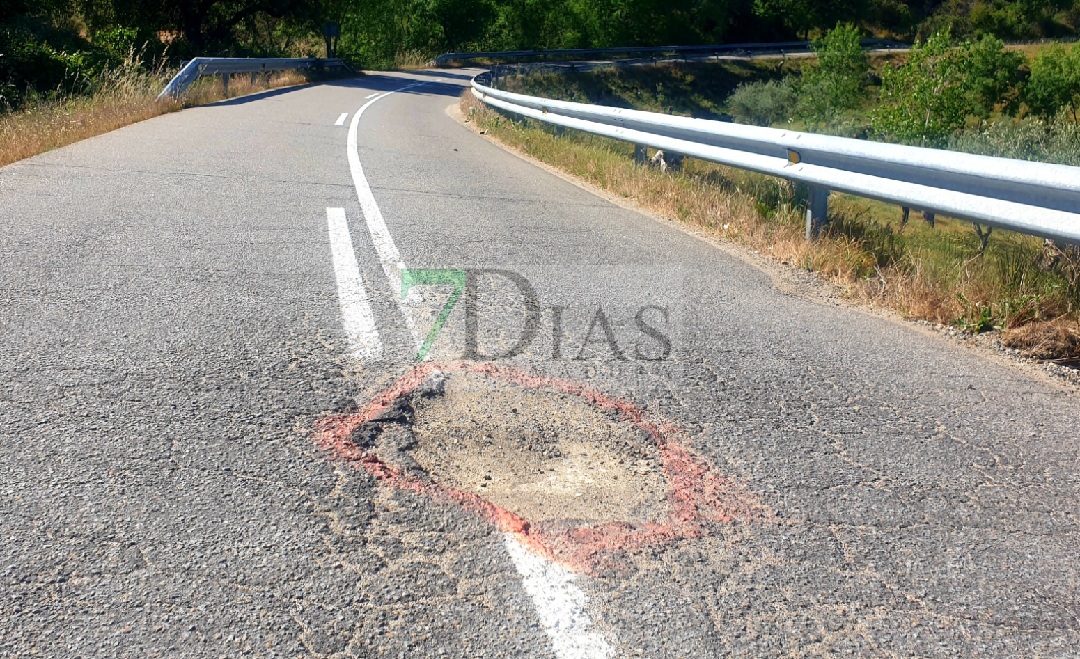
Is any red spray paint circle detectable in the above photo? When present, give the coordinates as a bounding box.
[313,361,764,574]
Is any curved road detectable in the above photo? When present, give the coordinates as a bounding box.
[1,70,1079,657]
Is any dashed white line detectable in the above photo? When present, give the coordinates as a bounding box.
[326,207,383,361]
[504,535,615,659]
[335,112,349,126]
[364,92,379,99]
[346,82,426,351]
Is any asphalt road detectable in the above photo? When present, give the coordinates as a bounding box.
[2,69,1079,658]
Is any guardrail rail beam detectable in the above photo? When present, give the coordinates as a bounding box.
[157,57,349,101]
[471,75,1080,245]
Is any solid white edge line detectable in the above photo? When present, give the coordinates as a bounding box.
[326,207,383,361]
[346,82,426,350]
[335,112,349,126]
[503,535,615,659]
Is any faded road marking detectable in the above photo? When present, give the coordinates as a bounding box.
[326,207,382,360]
[335,112,349,126]
[504,534,615,659]
[346,81,426,352]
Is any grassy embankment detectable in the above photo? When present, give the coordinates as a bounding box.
[0,62,325,169]
[461,58,1080,360]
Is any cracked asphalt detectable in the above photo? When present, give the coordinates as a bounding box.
[2,68,1079,657]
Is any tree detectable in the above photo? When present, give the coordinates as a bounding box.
[1025,43,1080,121]
[872,31,1025,144]
[751,0,870,38]
[797,22,868,124]
[79,0,319,53]
[959,35,1024,118]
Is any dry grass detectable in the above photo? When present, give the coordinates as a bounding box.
[0,65,318,169]
[1005,40,1079,58]
[461,92,1080,359]
[1003,317,1080,360]
[393,50,435,70]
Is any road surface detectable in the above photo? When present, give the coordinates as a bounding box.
[1,69,1079,657]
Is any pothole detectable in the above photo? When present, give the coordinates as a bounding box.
[315,361,767,573]
[377,370,670,528]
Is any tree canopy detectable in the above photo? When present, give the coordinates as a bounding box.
[4,0,1080,107]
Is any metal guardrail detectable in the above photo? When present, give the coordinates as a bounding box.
[157,57,348,100]
[471,76,1080,243]
[437,40,903,66]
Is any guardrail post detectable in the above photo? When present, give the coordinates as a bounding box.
[222,73,230,97]
[805,185,830,239]
[634,144,647,164]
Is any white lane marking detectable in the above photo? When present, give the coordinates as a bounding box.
[346,82,426,350]
[504,535,615,659]
[335,112,349,126]
[326,207,383,361]
[364,92,379,99]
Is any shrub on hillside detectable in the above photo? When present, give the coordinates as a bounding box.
[93,25,167,64]
[872,31,968,143]
[726,78,797,126]
[920,0,1071,39]
[0,20,117,110]
[948,114,1080,166]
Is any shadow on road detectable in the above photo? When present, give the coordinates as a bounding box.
[201,82,323,107]
[322,72,471,98]
[200,70,472,108]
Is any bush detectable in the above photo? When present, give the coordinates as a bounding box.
[921,0,1071,39]
[726,78,797,126]
[0,19,117,111]
[948,114,1080,166]
[797,23,868,124]
[1024,43,1080,120]
[967,0,1036,38]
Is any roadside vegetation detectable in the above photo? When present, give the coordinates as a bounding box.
[467,26,1080,360]
[5,0,1080,155]
[501,27,1080,161]
[0,3,341,166]
[7,0,1080,103]
[0,57,327,169]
